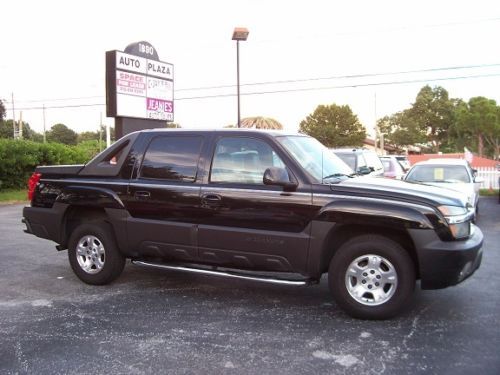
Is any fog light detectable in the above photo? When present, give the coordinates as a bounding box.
[459,261,473,281]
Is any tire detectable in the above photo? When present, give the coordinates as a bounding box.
[328,234,416,320]
[68,222,125,285]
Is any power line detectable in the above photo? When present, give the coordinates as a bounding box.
[176,63,500,92]
[4,62,500,106]
[5,103,106,111]
[6,72,500,111]
[175,73,500,100]
[254,16,500,45]
[5,95,104,104]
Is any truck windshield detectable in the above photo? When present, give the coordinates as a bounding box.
[276,135,354,183]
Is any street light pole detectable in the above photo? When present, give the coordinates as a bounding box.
[236,39,241,128]
[232,27,249,128]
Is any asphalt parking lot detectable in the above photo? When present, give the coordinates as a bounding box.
[1,198,499,374]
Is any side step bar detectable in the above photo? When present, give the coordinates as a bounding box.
[131,260,317,286]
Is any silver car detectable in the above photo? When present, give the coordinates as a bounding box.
[404,158,483,218]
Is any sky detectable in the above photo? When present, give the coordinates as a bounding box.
[1,0,500,138]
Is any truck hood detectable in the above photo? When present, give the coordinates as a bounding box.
[412,181,476,206]
[332,177,469,208]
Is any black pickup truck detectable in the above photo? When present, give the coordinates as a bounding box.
[22,129,483,319]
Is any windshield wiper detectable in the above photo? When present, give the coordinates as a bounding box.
[323,173,355,180]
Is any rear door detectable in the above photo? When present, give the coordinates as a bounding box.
[125,134,205,262]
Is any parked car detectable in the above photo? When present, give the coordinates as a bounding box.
[331,148,384,177]
[393,155,411,172]
[380,156,406,179]
[404,158,483,217]
[23,130,483,320]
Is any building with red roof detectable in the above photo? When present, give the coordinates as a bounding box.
[408,153,497,169]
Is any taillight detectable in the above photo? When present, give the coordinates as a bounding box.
[28,172,42,201]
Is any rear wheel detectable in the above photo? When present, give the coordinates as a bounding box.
[328,234,415,319]
[68,222,125,285]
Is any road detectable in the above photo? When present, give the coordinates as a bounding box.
[0,198,499,374]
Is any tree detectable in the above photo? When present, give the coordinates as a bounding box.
[455,97,499,158]
[448,99,476,153]
[0,119,14,139]
[0,100,5,121]
[240,116,283,130]
[47,123,78,145]
[377,110,425,151]
[0,120,43,141]
[408,85,455,153]
[299,104,366,148]
[78,131,99,143]
[77,125,116,144]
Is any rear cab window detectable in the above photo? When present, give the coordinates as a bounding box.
[140,136,203,182]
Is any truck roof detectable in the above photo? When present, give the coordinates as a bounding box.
[135,127,304,137]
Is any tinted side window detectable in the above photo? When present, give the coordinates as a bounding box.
[141,136,202,182]
[210,137,285,184]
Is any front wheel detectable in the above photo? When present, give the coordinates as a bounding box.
[68,222,125,285]
[328,235,416,320]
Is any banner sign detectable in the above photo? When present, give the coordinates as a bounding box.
[106,42,174,121]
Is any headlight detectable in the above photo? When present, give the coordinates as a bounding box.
[437,205,473,224]
[438,205,467,217]
[449,222,471,239]
[437,205,474,239]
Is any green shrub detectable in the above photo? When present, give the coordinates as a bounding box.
[0,139,101,190]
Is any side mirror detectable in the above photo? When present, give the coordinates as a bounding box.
[357,166,371,175]
[474,176,484,184]
[263,167,297,190]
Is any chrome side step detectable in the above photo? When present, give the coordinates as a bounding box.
[131,260,317,286]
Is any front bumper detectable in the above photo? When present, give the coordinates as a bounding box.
[409,224,483,290]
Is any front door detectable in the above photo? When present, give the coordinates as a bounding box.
[197,136,313,274]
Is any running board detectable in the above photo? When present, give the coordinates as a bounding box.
[131,260,317,286]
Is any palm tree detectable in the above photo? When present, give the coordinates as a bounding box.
[240,116,284,130]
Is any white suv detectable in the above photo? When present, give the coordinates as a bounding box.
[331,148,384,177]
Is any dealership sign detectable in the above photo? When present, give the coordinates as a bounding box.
[106,42,174,121]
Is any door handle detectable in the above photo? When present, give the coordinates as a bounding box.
[201,193,222,202]
[201,193,222,208]
[134,191,151,199]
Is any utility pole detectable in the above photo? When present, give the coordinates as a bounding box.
[374,92,378,155]
[99,112,103,152]
[19,111,23,139]
[378,92,384,156]
[42,104,47,143]
[11,93,16,138]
